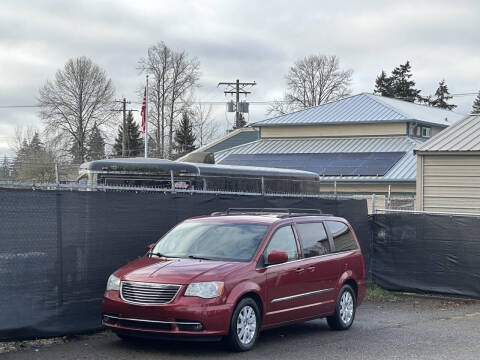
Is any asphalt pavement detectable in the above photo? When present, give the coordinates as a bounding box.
[3,295,480,360]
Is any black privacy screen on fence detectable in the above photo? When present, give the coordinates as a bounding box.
[371,213,480,299]
[0,187,368,340]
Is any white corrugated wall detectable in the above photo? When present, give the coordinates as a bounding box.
[421,154,480,213]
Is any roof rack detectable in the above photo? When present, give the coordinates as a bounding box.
[210,208,331,218]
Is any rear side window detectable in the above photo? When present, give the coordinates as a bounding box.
[296,222,330,258]
[326,221,357,252]
[265,226,299,261]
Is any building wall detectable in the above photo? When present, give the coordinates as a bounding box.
[260,123,407,138]
[431,126,445,137]
[417,153,480,213]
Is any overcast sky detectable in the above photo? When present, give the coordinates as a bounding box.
[1,0,480,157]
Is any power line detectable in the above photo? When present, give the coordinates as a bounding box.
[1,91,479,109]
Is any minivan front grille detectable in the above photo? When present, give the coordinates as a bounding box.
[120,281,181,305]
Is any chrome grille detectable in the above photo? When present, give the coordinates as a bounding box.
[120,281,181,305]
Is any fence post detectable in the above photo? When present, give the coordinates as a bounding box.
[170,170,175,192]
[372,194,376,214]
[387,185,391,209]
[55,193,64,307]
[261,177,265,195]
[55,163,60,185]
[334,181,337,199]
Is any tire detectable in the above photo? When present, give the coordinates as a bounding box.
[327,284,356,330]
[227,297,261,352]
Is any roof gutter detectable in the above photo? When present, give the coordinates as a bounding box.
[250,119,449,128]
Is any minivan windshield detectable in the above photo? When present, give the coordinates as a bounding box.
[151,221,269,262]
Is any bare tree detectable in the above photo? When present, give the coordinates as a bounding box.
[167,51,200,158]
[267,55,352,116]
[38,56,115,163]
[139,43,200,159]
[138,43,171,157]
[265,99,300,116]
[191,102,217,147]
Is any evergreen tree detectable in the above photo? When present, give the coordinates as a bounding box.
[174,112,196,154]
[29,132,43,154]
[374,70,394,97]
[87,124,106,160]
[1,154,10,178]
[472,91,480,114]
[374,61,422,102]
[12,132,56,182]
[113,111,144,157]
[233,113,247,130]
[429,80,457,110]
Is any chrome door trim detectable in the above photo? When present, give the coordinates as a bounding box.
[264,248,358,269]
[271,288,334,303]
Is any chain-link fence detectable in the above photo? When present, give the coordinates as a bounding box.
[1,157,416,212]
[0,159,81,184]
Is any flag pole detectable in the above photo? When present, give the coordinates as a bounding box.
[144,74,149,158]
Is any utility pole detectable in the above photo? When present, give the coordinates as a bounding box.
[218,79,256,128]
[122,98,126,157]
[111,100,138,157]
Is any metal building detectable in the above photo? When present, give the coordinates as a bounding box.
[215,93,464,197]
[415,115,480,213]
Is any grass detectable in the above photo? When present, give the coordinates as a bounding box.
[364,281,397,301]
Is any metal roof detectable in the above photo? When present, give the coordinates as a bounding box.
[206,129,259,153]
[250,93,464,128]
[214,136,425,183]
[416,115,480,152]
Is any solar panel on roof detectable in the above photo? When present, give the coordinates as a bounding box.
[218,152,405,176]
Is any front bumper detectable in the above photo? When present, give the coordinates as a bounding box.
[101,290,232,338]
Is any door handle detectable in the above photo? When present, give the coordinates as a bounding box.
[307,266,315,272]
[295,268,304,273]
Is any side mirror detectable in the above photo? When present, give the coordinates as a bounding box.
[267,250,288,265]
[147,243,155,251]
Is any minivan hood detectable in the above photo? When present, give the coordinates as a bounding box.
[115,256,246,284]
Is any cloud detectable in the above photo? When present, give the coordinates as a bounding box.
[0,0,479,157]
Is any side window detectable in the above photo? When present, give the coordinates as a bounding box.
[265,226,298,262]
[326,221,357,252]
[296,222,330,258]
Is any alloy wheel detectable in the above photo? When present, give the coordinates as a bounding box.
[339,290,354,325]
[236,305,257,345]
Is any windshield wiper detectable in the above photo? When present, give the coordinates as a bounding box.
[187,255,212,261]
[150,252,176,258]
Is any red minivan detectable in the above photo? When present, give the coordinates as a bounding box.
[102,209,366,351]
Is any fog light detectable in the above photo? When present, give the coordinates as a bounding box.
[176,322,204,331]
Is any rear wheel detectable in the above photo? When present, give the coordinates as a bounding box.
[327,284,356,330]
[227,297,260,352]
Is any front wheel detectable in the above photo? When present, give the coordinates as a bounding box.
[227,298,260,352]
[327,284,356,330]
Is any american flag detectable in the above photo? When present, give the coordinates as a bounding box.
[140,88,146,133]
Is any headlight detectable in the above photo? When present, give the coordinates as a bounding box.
[106,274,120,291]
[184,281,224,299]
